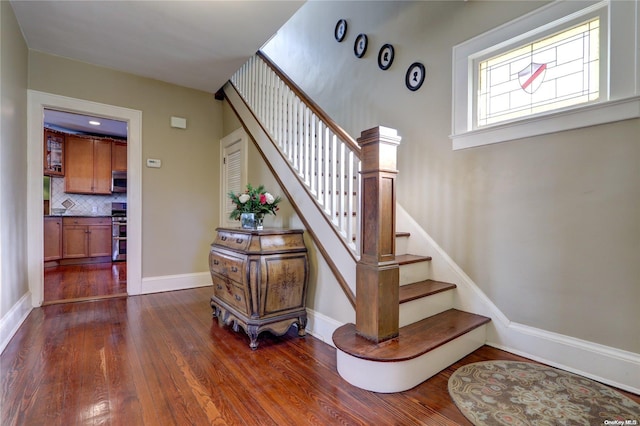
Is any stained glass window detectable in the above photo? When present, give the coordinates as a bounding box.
[477,18,600,127]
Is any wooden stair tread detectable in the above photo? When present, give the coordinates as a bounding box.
[396,253,432,265]
[333,309,491,362]
[399,280,456,304]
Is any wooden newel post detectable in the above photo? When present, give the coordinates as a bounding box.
[355,126,401,342]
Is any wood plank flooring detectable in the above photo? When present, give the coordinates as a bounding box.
[43,262,127,305]
[2,286,638,426]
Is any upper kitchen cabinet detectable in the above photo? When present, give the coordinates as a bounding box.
[44,130,65,176]
[65,136,112,194]
[112,141,127,172]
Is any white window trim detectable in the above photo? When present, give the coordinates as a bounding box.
[451,0,640,150]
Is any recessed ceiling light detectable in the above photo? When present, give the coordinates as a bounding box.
[89,120,101,126]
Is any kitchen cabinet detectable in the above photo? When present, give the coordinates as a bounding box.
[44,130,65,176]
[62,217,112,259]
[209,228,309,349]
[112,141,127,172]
[65,136,112,194]
[44,217,63,261]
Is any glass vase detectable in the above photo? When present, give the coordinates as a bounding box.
[240,213,264,230]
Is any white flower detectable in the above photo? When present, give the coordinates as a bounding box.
[264,192,275,204]
[238,194,250,203]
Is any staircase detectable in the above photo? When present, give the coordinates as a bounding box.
[226,51,491,394]
[333,232,490,393]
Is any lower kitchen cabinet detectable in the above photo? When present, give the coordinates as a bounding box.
[209,228,309,349]
[62,217,112,259]
[44,217,63,261]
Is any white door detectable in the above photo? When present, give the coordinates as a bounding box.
[220,128,248,228]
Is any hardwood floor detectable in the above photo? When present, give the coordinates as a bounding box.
[2,286,638,426]
[43,262,127,305]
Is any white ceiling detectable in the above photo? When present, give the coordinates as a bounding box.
[10,0,304,94]
[44,109,129,138]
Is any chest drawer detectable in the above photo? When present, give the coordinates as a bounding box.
[211,274,249,315]
[214,230,250,252]
[209,249,245,283]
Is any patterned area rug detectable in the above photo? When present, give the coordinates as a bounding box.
[448,361,640,426]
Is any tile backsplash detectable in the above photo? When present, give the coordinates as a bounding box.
[50,177,126,215]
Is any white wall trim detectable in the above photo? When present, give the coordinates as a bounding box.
[219,127,248,228]
[452,95,640,150]
[395,204,640,395]
[141,272,211,294]
[27,90,143,306]
[489,323,640,395]
[305,308,341,347]
[451,0,640,150]
[0,292,33,354]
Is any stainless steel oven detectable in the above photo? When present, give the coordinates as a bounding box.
[111,202,127,261]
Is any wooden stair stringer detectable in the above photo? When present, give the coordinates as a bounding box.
[332,309,491,393]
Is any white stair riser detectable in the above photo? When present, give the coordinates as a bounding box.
[335,325,487,393]
[396,236,409,256]
[399,261,431,285]
[399,290,454,327]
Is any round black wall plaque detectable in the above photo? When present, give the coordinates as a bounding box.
[354,33,368,58]
[405,62,425,91]
[335,19,347,42]
[378,44,395,70]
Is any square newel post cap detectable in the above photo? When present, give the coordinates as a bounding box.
[357,126,402,147]
[358,126,401,173]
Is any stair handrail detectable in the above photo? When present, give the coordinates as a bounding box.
[229,51,362,259]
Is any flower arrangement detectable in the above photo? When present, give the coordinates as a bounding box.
[228,184,281,221]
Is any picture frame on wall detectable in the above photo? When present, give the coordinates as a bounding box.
[405,62,426,91]
[335,19,347,42]
[378,44,395,70]
[354,33,368,58]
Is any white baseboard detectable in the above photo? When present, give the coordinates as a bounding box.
[0,292,33,355]
[305,308,342,348]
[141,272,212,294]
[487,323,640,395]
[396,204,640,396]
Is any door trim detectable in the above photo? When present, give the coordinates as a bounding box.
[27,91,143,305]
[220,127,248,228]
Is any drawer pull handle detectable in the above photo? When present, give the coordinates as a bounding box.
[236,238,243,244]
[220,236,227,241]
[231,266,238,273]
[235,295,241,301]
[213,259,219,265]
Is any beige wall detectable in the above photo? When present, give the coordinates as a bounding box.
[29,52,222,277]
[263,1,640,353]
[1,1,29,317]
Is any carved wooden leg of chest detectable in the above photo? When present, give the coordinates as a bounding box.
[247,325,259,350]
[297,316,308,337]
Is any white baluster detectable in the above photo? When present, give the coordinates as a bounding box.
[230,54,363,256]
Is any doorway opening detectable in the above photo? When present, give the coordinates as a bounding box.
[28,91,142,307]
[42,109,129,304]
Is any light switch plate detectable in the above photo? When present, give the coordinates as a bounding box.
[146,158,162,168]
